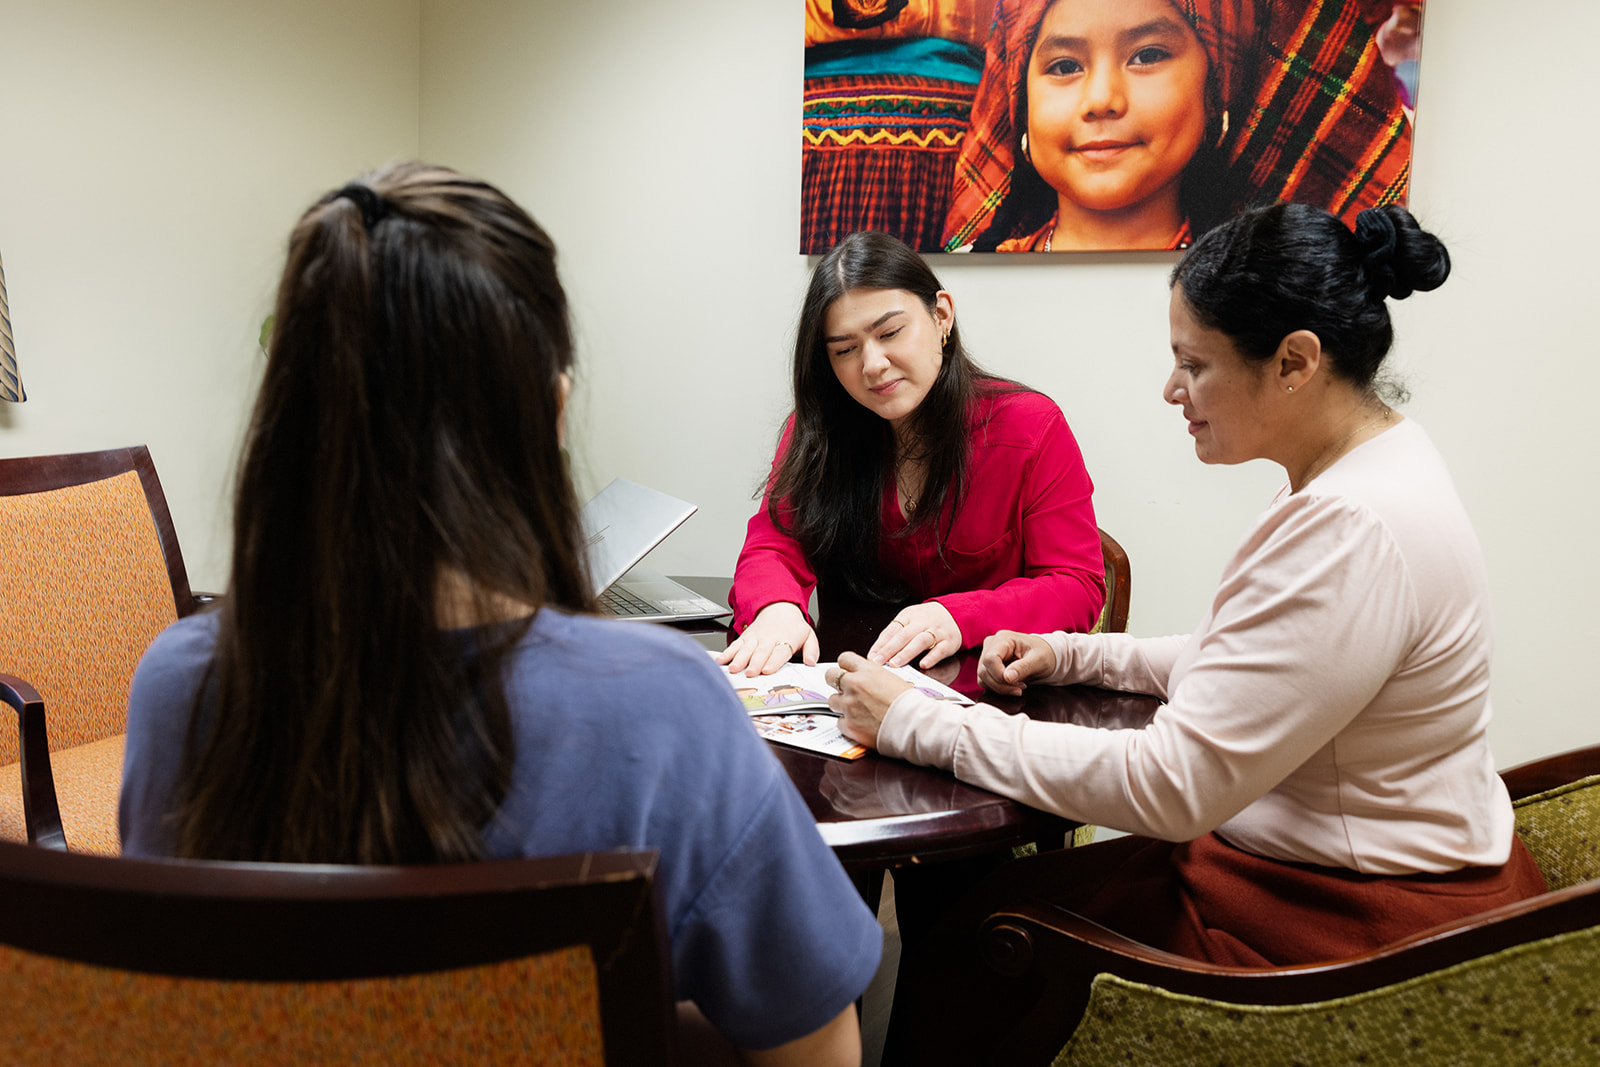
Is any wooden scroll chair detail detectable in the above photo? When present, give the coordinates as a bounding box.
[0,841,675,1066]
[0,446,197,853]
[1089,528,1130,636]
[908,743,1600,1065]
[1063,528,1130,850]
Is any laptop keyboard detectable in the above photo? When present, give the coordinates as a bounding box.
[601,586,659,617]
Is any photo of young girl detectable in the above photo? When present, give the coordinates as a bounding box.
[802,0,1426,254]
[947,0,1260,251]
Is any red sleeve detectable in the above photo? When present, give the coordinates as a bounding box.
[930,393,1105,643]
[729,418,818,633]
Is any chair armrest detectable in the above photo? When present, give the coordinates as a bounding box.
[1502,743,1600,800]
[977,878,1600,1062]
[0,674,68,850]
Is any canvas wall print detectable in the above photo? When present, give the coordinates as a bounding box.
[801,0,1425,253]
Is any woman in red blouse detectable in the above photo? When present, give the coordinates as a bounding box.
[717,231,1104,677]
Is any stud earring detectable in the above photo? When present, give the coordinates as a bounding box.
[1287,386,1294,394]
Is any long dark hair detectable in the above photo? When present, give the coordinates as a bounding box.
[173,162,593,863]
[1171,202,1450,391]
[769,231,1013,603]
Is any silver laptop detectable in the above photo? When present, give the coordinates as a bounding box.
[581,477,731,623]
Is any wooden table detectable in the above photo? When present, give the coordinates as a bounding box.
[667,578,1161,880]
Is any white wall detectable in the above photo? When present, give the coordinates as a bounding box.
[420,0,1600,766]
[2,0,1592,768]
[0,0,421,587]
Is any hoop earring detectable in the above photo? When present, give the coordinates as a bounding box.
[1019,132,1030,162]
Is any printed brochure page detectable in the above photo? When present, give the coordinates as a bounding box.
[713,656,970,760]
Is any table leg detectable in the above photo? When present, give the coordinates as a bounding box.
[849,866,885,913]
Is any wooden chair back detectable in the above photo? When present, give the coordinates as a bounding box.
[0,840,676,1066]
[0,446,195,851]
[1093,528,1130,634]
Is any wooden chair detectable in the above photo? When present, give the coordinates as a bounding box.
[1092,528,1130,635]
[892,743,1600,1065]
[0,840,676,1066]
[0,446,198,852]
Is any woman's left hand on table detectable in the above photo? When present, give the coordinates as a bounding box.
[867,601,961,670]
[828,652,912,750]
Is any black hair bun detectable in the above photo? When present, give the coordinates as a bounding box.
[1354,206,1450,301]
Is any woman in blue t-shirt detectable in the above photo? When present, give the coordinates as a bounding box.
[118,162,879,1065]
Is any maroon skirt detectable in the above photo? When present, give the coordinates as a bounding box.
[1068,831,1549,967]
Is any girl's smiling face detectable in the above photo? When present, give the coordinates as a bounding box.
[1026,0,1209,242]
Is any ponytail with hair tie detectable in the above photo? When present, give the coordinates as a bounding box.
[331,183,390,230]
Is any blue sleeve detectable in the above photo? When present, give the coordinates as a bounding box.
[671,762,884,1049]
[118,614,220,856]
[489,616,882,1050]
[633,642,882,1049]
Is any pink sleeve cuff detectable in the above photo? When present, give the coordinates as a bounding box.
[876,688,967,770]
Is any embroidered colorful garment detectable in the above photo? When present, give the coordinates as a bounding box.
[801,2,1000,252]
[802,40,983,253]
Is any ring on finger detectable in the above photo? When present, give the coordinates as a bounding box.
[888,619,907,628]
[923,629,938,642]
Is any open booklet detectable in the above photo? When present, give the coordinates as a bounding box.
[713,656,972,760]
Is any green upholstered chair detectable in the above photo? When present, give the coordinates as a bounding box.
[908,743,1600,1066]
[0,446,198,853]
[0,840,675,1066]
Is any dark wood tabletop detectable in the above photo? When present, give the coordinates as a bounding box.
[667,578,1160,874]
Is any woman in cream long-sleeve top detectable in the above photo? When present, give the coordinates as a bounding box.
[827,202,1546,969]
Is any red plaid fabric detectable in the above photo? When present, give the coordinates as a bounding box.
[1233,0,1413,221]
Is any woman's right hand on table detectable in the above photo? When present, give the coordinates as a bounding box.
[714,602,819,677]
[976,630,1058,695]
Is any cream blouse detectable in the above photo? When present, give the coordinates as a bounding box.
[878,419,1514,875]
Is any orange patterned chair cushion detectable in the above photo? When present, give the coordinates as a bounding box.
[0,469,177,763]
[0,734,124,854]
[0,940,605,1066]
